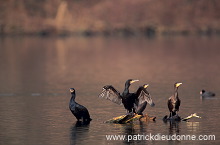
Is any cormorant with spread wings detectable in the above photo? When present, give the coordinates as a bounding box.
[98,79,139,114]
[98,79,155,115]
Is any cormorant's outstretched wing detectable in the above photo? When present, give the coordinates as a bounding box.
[134,86,155,114]
[135,87,154,106]
[98,85,122,105]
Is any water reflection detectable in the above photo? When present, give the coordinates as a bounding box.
[139,121,149,133]
[122,124,135,144]
[186,122,200,132]
[70,121,90,145]
[163,119,180,135]
[169,121,180,135]
[0,36,220,145]
[113,123,139,144]
[109,121,155,144]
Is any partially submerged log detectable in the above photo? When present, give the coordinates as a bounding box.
[139,113,156,122]
[105,115,126,123]
[105,113,201,124]
[182,113,201,121]
[123,114,142,123]
[105,113,155,124]
[105,114,142,124]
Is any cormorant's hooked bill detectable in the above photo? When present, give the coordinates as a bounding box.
[130,79,139,84]
[70,88,75,93]
[175,82,182,88]
[143,84,149,89]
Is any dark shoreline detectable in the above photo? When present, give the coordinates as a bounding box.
[1,1,220,38]
[1,28,220,38]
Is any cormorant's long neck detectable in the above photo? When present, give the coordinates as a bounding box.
[70,93,76,103]
[174,87,179,99]
[136,87,142,95]
[122,83,130,96]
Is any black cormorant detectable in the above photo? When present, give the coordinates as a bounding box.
[98,79,139,114]
[167,82,182,118]
[134,84,155,115]
[200,89,215,98]
[69,88,92,122]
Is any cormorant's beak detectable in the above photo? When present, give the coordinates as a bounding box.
[176,83,182,87]
[143,84,149,88]
[70,88,75,93]
[130,80,139,84]
[200,91,202,95]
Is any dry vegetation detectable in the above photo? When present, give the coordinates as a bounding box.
[1,0,220,36]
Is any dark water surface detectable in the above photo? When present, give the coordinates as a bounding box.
[0,36,220,145]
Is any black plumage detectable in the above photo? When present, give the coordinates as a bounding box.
[134,84,155,115]
[69,88,92,122]
[167,82,182,117]
[98,79,139,114]
[200,89,215,98]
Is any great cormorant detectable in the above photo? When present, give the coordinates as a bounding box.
[134,84,155,115]
[69,88,92,122]
[167,82,182,118]
[98,79,139,114]
[200,89,215,98]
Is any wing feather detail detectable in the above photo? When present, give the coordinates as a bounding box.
[135,87,150,105]
[138,90,150,104]
[135,86,155,109]
[98,85,122,105]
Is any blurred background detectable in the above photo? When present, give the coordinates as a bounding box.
[0,0,220,36]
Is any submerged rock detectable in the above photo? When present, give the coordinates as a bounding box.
[163,115,181,122]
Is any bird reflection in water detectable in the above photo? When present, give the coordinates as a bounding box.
[110,123,136,144]
[112,121,154,144]
[121,124,137,144]
[70,121,90,145]
[163,119,180,137]
[169,121,180,136]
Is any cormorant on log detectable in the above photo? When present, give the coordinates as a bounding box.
[98,79,139,114]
